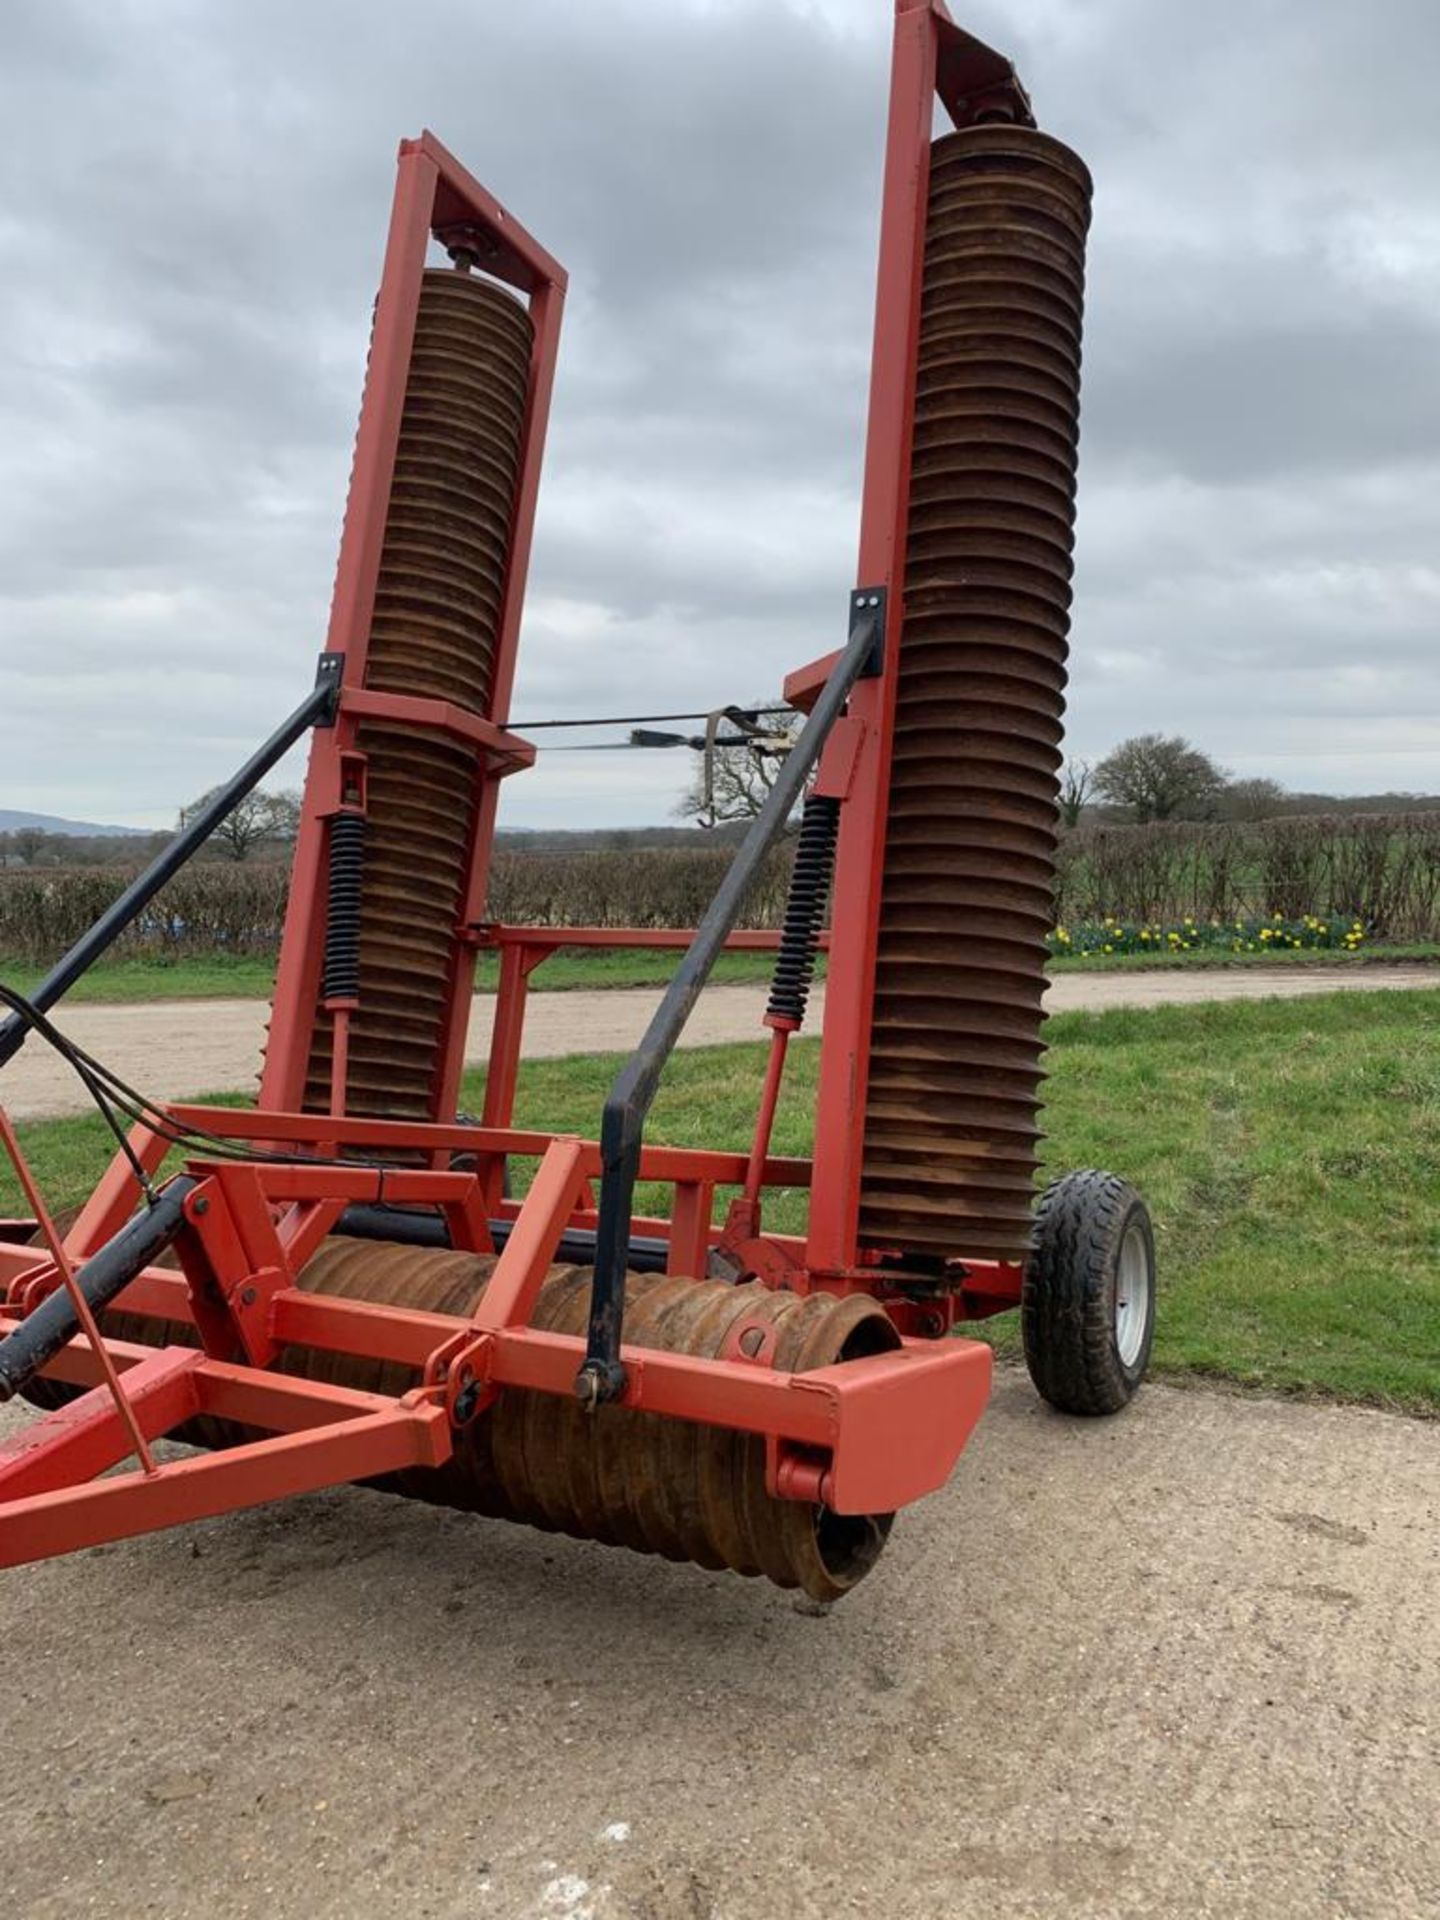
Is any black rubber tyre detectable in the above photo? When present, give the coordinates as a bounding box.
[1022,1170,1156,1416]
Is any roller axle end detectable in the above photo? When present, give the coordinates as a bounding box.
[573,1357,628,1411]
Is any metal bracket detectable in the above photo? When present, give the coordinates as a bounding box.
[313,652,345,726]
[850,587,886,677]
[423,1327,496,1429]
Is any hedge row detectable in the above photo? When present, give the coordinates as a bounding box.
[2,814,1436,967]
[1054,813,1440,940]
[0,846,795,964]
[0,861,292,963]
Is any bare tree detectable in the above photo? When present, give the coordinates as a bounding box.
[1058,757,1094,828]
[676,703,800,829]
[1094,734,1226,823]
[263,789,303,844]
[10,827,47,866]
[1218,776,1287,821]
[179,787,298,861]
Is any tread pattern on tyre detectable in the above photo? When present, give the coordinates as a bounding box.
[1022,1168,1152,1416]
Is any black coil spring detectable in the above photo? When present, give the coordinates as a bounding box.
[766,792,841,1028]
[322,811,366,1003]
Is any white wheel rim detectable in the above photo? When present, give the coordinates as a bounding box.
[1114,1219,1152,1369]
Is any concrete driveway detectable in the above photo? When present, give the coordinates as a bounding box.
[2,1369,1435,1919]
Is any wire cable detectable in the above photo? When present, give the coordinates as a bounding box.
[0,984,392,1181]
[510,705,793,730]
[536,736,761,754]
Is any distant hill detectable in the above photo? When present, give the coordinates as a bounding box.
[0,809,147,838]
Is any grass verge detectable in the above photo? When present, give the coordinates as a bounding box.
[1045,941,1440,974]
[3,940,1436,1005]
[4,991,1435,1412]
[0,947,788,1005]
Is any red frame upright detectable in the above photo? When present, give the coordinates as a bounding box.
[804,1,1033,1275]
[261,131,567,1123]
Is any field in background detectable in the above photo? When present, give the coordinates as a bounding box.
[7,991,1437,1411]
[4,941,1437,1005]
[0,947,783,1004]
[2,809,1439,972]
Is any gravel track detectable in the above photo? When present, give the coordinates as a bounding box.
[2,1370,1435,1919]
[5,963,1436,1122]
[2,968,1435,1913]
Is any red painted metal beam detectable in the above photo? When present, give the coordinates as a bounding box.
[478,926,830,952]
[260,130,567,1120]
[807,0,938,1273]
[0,1291,989,1538]
[339,687,535,769]
[0,1348,201,1502]
[165,1107,814,1191]
[0,1403,451,1570]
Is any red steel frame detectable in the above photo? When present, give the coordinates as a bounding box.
[261,130,566,1123]
[0,1107,992,1566]
[0,6,1040,1572]
[805,0,1033,1277]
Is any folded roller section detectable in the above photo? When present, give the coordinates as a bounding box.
[303,269,534,1120]
[101,1238,902,1602]
[860,125,1092,1264]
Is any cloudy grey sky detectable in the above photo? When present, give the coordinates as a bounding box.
[3,0,1438,830]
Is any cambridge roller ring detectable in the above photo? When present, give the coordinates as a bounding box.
[101,1238,902,1603]
[0,16,1157,1604]
[861,123,1092,1266]
[302,265,534,1121]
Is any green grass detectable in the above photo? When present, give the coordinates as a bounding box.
[473,947,782,992]
[4,938,1435,1006]
[1046,941,1440,974]
[0,952,280,1003]
[0,946,784,1005]
[5,991,1436,1412]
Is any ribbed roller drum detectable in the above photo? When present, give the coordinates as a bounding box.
[101,1239,901,1602]
[303,269,534,1120]
[859,125,1092,1263]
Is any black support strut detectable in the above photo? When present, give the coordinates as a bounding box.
[575,590,885,1407]
[0,1176,199,1403]
[0,654,343,1071]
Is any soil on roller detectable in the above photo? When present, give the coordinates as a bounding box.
[0,1372,1434,1919]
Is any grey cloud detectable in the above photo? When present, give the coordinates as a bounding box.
[2,0,1438,828]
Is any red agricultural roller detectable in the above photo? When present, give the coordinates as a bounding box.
[0,1,1156,1602]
